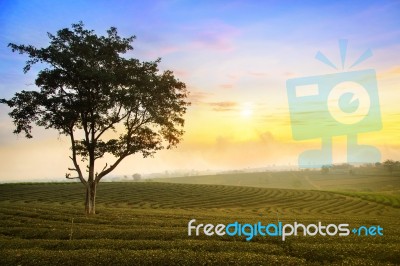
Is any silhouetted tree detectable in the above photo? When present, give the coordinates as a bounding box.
[1,22,190,214]
[321,165,330,174]
[383,160,396,175]
[132,173,141,181]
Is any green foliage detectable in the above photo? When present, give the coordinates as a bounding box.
[0,182,399,265]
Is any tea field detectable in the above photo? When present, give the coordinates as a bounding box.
[0,182,399,265]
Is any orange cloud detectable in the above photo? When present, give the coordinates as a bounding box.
[161,131,302,170]
[208,101,238,111]
[187,89,213,105]
[377,66,400,80]
[219,83,234,89]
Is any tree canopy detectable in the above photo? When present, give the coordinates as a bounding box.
[1,22,190,214]
[383,160,400,175]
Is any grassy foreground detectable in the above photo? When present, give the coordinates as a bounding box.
[0,182,399,265]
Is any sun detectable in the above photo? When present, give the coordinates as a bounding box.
[240,103,253,118]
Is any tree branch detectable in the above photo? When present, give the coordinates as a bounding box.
[65,173,79,179]
[95,106,128,141]
[95,163,108,178]
[95,155,126,183]
[68,127,86,186]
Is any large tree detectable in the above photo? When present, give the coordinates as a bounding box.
[1,22,190,214]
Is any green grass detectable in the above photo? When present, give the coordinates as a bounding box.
[0,182,399,265]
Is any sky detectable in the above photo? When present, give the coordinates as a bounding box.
[0,0,399,181]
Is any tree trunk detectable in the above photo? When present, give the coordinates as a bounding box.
[85,181,97,215]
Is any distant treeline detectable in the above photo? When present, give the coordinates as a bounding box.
[321,160,400,175]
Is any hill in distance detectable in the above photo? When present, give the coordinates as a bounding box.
[152,169,400,193]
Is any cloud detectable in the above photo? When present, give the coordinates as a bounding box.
[247,71,268,77]
[172,69,189,78]
[158,45,181,56]
[208,101,238,112]
[227,73,239,80]
[284,72,297,77]
[219,83,234,89]
[377,66,400,80]
[187,89,213,105]
[165,130,302,170]
[186,92,239,111]
[185,21,240,52]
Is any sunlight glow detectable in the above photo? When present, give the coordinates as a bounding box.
[240,103,253,118]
